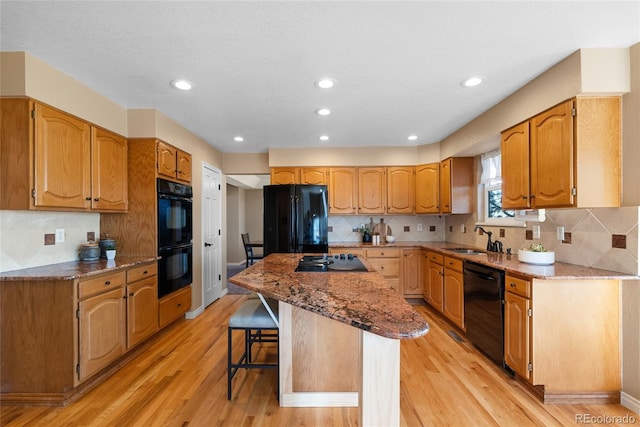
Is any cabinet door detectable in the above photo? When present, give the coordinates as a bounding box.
[270,167,299,184]
[78,287,126,381]
[300,167,327,185]
[329,168,357,214]
[358,167,386,214]
[402,249,422,297]
[504,291,531,380]
[177,150,192,183]
[443,268,464,329]
[415,163,440,213]
[428,261,444,312]
[530,100,574,208]
[157,141,177,179]
[92,127,128,211]
[34,103,91,209]
[127,276,159,348]
[439,158,452,213]
[387,166,414,214]
[501,121,530,210]
[421,252,430,301]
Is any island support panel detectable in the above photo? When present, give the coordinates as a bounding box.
[278,301,401,427]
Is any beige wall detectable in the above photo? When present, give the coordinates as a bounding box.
[226,185,245,264]
[223,152,270,174]
[268,146,422,166]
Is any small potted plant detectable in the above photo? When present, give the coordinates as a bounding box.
[105,244,116,260]
[358,225,372,243]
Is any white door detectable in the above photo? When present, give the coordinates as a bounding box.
[203,164,222,307]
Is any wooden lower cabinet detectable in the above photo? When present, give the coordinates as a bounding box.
[504,274,621,403]
[78,285,127,381]
[423,251,444,312]
[159,286,192,328]
[365,248,402,293]
[442,257,464,329]
[0,261,160,406]
[504,275,531,380]
[402,248,422,297]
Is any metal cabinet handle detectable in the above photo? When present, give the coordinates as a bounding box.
[85,197,92,201]
[94,198,99,201]
[510,283,517,287]
[129,292,134,297]
[105,281,111,285]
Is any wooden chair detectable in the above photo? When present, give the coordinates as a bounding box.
[227,297,279,400]
[241,233,264,267]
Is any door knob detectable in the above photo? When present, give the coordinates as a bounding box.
[204,243,212,247]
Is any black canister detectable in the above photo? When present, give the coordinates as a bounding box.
[99,237,116,258]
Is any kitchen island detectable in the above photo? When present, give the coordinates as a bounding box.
[229,253,429,427]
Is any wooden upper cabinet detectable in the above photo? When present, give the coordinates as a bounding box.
[501,121,530,210]
[177,151,192,183]
[329,167,357,214]
[0,99,128,212]
[92,127,128,211]
[157,140,191,183]
[34,103,92,209]
[501,97,620,209]
[530,100,574,208]
[415,163,440,214]
[440,157,474,214]
[300,167,328,185]
[270,167,299,185]
[157,141,177,179]
[387,166,414,214]
[358,167,386,214]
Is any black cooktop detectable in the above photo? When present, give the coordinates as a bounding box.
[295,254,368,272]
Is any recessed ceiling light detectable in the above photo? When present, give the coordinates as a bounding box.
[315,78,336,89]
[315,108,331,116]
[170,79,193,90]
[319,135,330,141]
[233,136,244,142]
[407,135,418,141]
[461,76,483,87]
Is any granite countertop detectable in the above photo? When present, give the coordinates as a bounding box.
[229,253,430,340]
[0,256,158,281]
[330,241,638,280]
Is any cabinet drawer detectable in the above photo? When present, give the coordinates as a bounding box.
[159,286,192,327]
[427,251,443,264]
[79,271,126,299]
[127,263,158,283]
[505,274,531,298]
[367,258,400,277]
[443,256,463,272]
[365,248,401,258]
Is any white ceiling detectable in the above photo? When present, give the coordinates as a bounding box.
[1,1,639,154]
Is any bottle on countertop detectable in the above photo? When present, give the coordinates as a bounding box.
[379,218,387,243]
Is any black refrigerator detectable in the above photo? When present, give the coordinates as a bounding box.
[263,184,329,255]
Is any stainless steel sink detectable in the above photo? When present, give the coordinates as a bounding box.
[446,248,484,255]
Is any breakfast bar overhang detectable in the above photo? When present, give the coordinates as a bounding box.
[230,253,429,427]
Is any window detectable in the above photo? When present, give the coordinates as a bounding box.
[477,149,523,227]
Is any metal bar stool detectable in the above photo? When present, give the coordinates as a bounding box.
[227,297,279,400]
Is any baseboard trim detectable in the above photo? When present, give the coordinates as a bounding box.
[185,305,204,319]
[621,391,640,414]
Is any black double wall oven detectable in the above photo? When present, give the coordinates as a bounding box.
[157,178,193,298]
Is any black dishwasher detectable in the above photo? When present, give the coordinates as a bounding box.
[463,261,505,367]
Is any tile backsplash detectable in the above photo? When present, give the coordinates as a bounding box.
[445,206,639,275]
[0,210,100,272]
[329,215,446,243]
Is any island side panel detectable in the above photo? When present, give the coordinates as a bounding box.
[360,330,400,427]
[279,301,359,407]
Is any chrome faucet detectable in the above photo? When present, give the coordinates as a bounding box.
[474,226,502,253]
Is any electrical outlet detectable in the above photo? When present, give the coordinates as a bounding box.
[55,229,65,243]
[556,226,565,240]
[417,224,423,231]
[460,224,466,233]
[533,225,541,239]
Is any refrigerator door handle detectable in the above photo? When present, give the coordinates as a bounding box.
[290,195,297,251]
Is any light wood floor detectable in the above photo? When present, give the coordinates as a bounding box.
[1,295,636,426]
